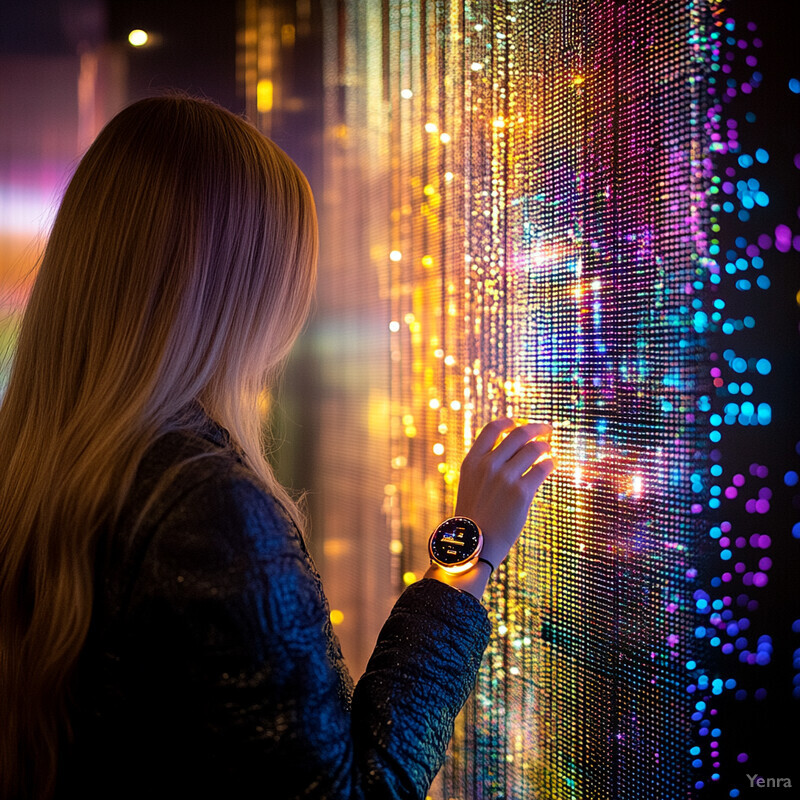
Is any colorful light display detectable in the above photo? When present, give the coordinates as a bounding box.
[244,1,798,797]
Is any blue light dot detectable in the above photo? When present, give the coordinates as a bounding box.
[710,637,721,647]
[732,357,747,373]
[785,471,799,487]
[710,430,722,442]
[792,522,800,539]
[738,154,753,168]
[756,358,771,375]
[746,111,756,122]
[790,78,800,94]
[731,790,740,798]
[755,147,769,162]
[711,465,723,476]
[692,759,703,768]
[737,210,750,222]
[709,498,721,509]
[756,274,770,289]
[690,746,701,756]
[721,549,732,560]
[741,382,753,395]
[752,256,763,269]
[743,316,755,328]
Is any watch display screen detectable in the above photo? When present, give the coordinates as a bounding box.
[430,517,480,565]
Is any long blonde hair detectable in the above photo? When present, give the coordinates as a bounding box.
[0,95,318,799]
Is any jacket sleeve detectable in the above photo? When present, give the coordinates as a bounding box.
[122,468,493,799]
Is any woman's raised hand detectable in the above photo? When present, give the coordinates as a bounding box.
[454,417,556,571]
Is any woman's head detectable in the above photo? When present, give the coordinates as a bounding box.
[0,96,317,799]
[32,94,317,427]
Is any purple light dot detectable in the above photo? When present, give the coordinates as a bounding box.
[722,572,732,582]
[776,224,793,253]
[737,753,749,763]
[758,534,771,548]
[722,643,734,654]
[749,463,760,476]
[736,594,749,606]
[720,537,730,547]
[758,556,772,570]
[739,617,750,630]
[733,473,746,487]
[754,688,767,700]
[737,39,747,49]
[756,466,768,478]
[757,233,772,250]
[721,521,732,533]
[736,536,746,548]
[747,600,759,611]
[745,499,757,513]
[711,449,721,461]
[735,562,746,574]
[691,503,703,514]
[745,243,760,257]
[755,499,770,514]
[741,83,752,94]
[753,37,762,48]
[725,487,738,499]
[743,572,754,586]
[793,235,800,252]
[758,487,772,500]
[746,55,758,66]
[753,572,769,587]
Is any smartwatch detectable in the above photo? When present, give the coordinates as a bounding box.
[428,516,495,575]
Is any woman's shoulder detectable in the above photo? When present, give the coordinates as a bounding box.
[131,426,294,539]
[101,427,305,619]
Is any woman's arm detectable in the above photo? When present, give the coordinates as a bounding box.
[103,469,491,800]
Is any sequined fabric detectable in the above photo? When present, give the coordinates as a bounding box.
[57,423,492,799]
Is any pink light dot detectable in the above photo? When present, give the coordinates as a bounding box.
[725,486,738,499]
[733,474,746,487]
[722,572,732,582]
[721,521,732,533]
[795,154,800,170]
[741,83,752,94]
[711,367,721,377]
[753,572,768,587]
[720,537,730,547]
[755,499,770,513]
[758,556,772,570]
[745,499,757,513]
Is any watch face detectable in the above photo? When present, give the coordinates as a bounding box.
[429,517,481,566]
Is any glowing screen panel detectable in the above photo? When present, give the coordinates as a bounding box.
[247,0,798,797]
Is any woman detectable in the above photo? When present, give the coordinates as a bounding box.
[0,96,555,799]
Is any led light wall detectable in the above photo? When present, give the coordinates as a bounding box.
[245,1,798,797]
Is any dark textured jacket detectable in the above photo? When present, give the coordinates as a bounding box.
[57,422,492,799]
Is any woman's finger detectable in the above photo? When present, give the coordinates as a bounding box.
[520,453,558,492]
[503,438,551,476]
[491,421,551,462]
[467,417,516,458]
